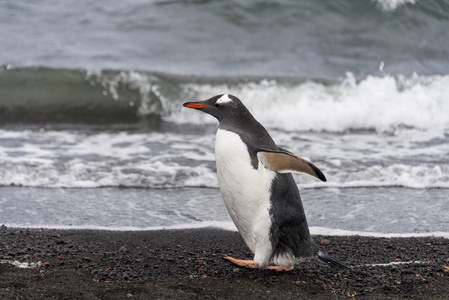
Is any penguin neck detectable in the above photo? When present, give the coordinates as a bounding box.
[218,115,277,151]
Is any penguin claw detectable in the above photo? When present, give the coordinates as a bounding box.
[223,256,260,268]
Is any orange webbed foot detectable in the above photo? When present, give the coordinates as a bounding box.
[224,256,294,271]
[223,256,260,268]
[266,265,294,271]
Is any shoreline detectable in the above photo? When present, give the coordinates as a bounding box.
[3,224,449,240]
[1,227,448,299]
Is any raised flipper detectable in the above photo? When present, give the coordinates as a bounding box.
[257,150,326,182]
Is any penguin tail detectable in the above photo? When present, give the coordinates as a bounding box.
[317,251,352,270]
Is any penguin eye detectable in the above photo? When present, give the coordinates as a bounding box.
[215,103,221,108]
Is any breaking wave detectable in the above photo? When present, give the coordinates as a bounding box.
[2,67,448,134]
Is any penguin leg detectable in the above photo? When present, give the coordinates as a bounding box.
[224,256,260,268]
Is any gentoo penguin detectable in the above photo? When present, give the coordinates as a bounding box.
[183,94,350,271]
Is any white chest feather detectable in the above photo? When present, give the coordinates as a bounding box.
[215,129,276,255]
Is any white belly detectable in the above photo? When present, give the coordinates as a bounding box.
[215,129,276,258]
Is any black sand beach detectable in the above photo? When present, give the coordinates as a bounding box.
[1,226,448,299]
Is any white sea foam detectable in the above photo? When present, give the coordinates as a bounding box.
[85,70,174,116]
[85,71,449,135]
[373,0,418,11]
[172,73,449,135]
[1,124,448,189]
[0,129,215,188]
[2,221,238,233]
[309,227,449,239]
[295,164,449,189]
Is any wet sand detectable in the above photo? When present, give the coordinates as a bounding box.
[1,226,448,299]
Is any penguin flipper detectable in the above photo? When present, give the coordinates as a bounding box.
[257,150,326,182]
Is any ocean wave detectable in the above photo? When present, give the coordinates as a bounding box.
[2,67,448,134]
[170,72,449,134]
[1,68,448,191]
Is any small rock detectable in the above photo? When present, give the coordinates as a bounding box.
[320,239,331,246]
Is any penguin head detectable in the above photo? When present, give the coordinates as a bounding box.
[183,94,251,123]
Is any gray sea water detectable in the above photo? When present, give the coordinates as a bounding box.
[0,0,448,236]
[1,187,448,237]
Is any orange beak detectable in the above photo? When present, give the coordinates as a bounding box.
[184,103,211,109]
